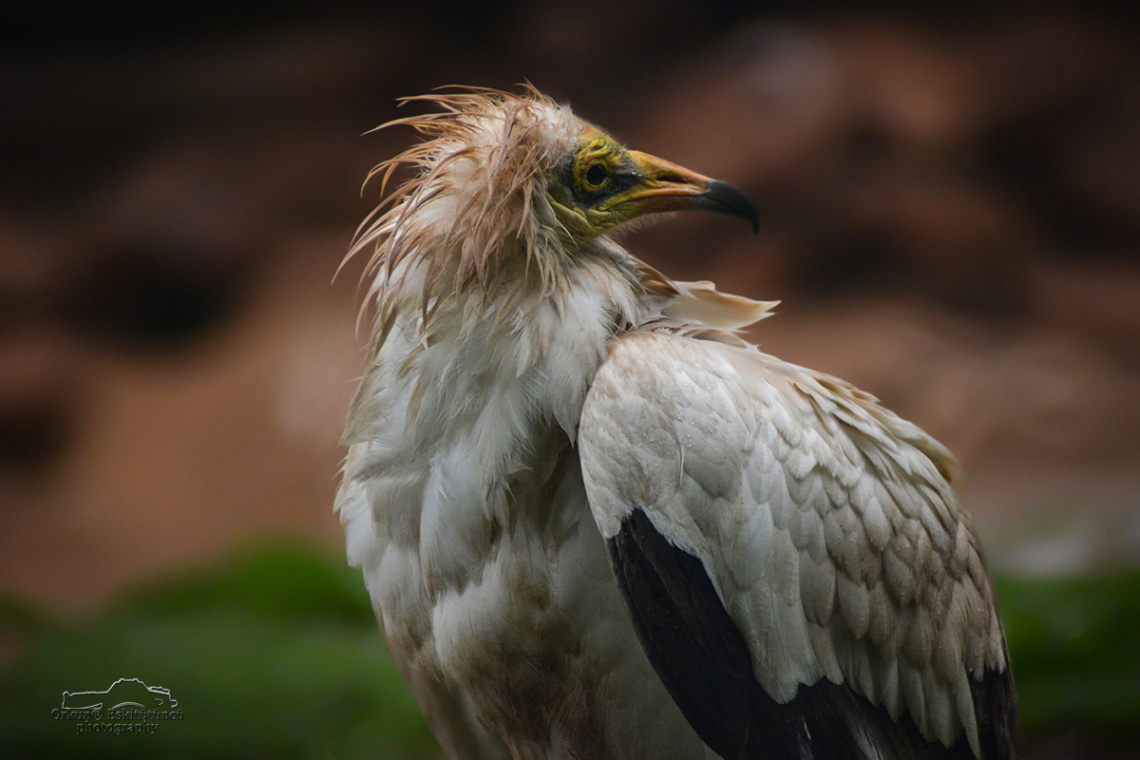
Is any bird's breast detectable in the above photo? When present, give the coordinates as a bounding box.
[340,386,709,756]
[351,428,704,759]
[337,283,712,758]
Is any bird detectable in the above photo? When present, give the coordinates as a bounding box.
[335,86,1019,760]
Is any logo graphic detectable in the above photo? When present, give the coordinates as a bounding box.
[52,678,184,736]
[62,677,179,711]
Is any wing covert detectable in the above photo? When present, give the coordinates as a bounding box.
[579,330,1017,760]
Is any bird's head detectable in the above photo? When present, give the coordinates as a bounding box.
[350,87,757,315]
[545,127,759,245]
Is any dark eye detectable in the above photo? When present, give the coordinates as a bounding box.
[584,163,609,188]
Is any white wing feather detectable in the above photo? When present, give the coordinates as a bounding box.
[579,330,1007,755]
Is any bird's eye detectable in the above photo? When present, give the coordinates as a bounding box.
[583,163,609,189]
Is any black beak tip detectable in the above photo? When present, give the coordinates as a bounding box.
[700,179,760,235]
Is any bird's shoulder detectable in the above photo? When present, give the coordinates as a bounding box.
[583,328,968,550]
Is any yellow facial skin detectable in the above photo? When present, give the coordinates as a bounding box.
[547,130,756,248]
[573,136,628,197]
[546,132,640,243]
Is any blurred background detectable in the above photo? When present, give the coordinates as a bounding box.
[1,1,1137,758]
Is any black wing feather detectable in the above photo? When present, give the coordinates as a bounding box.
[607,509,1018,760]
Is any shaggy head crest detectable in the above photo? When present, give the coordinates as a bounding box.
[344,86,760,346]
[346,88,576,333]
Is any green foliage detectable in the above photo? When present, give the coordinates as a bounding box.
[2,542,1137,759]
[0,542,440,760]
[995,570,1140,748]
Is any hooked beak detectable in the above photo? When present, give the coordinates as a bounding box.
[613,150,759,234]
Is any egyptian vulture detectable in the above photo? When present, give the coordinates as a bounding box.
[336,87,1018,760]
